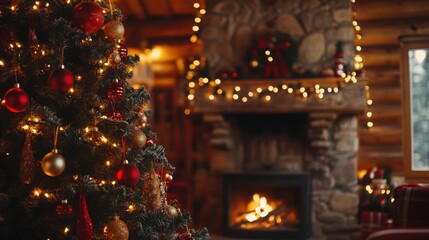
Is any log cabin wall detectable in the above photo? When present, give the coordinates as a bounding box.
[354,0,429,173]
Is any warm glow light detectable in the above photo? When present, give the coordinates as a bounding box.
[367,122,374,128]
[216,89,223,95]
[367,112,372,117]
[194,17,201,23]
[287,88,293,93]
[267,56,273,62]
[214,79,221,85]
[200,9,206,14]
[203,78,209,84]
[106,161,111,167]
[268,85,274,91]
[282,84,287,90]
[265,95,271,101]
[0,60,4,66]
[193,3,200,8]
[184,108,191,115]
[299,87,305,93]
[188,82,196,88]
[242,97,248,102]
[303,92,308,98]
[208,94,215,100]
[187,94,195,101]
[150,48,161,59]
[256,88,262,93]
[248,92,254,97]
[367,99,373,105]
[64,227,70,234]
[235,86,241,92]
[190,35,198,43]
[192,26,200,32]
[273,87,279,93]
[356,46,362,51]
[233,94,239,100]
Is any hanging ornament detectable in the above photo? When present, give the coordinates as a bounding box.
[116,160,140,187]
[84,126,107,146]
[4,83,29,113]
[72,2,105,34]
[179,233,195,240]
[76,191,93,240]
[142,169,163,211]
[109,49,122,65]
[145,137,156,146]
[103,216,129,240]
[0,24,17,48]
[117,41,128,61]
[48,64,74,92]
[19,133,36,184]
[56,199,74,219]
[131,127,146,148]
[41,127,65,177]
[107,110,123,120]
[107,79,125,101]
[165,204,180,219]
[41,148,65,177]
[103,20,125,40]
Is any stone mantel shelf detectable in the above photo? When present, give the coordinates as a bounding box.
[191,77,367,114]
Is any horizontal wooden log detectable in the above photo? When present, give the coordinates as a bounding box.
[368,86,401,104]
[358,145,403,172]
[356,19,429,46]
[360,48,400,68]
[124,16,195,47]
[365,76,400,87]
[354,0,429,21]
[359,124,402,145]
[358,104,402,123]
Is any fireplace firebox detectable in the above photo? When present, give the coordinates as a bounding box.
[222,172,311,239]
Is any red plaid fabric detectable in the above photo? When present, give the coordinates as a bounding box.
[367,228,429,240]
[361,211,388,238]
[393,184,429,227]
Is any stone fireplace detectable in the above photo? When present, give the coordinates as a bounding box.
[190,0,364,239]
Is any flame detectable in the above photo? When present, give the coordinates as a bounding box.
[244,194,274,223]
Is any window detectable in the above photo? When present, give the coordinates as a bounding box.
[401,36,429,182]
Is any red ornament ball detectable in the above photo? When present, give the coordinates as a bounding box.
[4,85,29,113]
[107,110,123,120]
[48,67,74,92]
[117,41,128,61]
[116,162,140,186]
[72,2,105,34]
[55,199,73,219]
[107,80,124,101]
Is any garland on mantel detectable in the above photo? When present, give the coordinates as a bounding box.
[183,0,369,117]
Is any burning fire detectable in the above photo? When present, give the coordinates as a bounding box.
[234,193,299,229]
[245,194,274,222]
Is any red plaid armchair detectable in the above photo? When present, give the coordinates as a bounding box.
[367,184,429,240]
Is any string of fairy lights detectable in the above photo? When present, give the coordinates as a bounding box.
[352,0,373,128]
[184,0,373,125]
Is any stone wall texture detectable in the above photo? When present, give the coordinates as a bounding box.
[203,0,354,77]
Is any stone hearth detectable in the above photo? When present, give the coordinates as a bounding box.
[191,0,364,239]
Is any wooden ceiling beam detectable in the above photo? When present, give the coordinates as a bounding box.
[123,16,195,47]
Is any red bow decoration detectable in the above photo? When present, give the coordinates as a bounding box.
[257,33,291,78]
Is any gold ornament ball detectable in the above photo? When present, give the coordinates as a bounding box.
[109,49,122,64]
[104,20,125,40]
[166,204,180,218]
[41,149,65,177]
[103,216,129,240]
[85,128,106,146]
[132,127,147,148]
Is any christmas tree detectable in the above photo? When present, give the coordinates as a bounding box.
[0,0,209,239]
